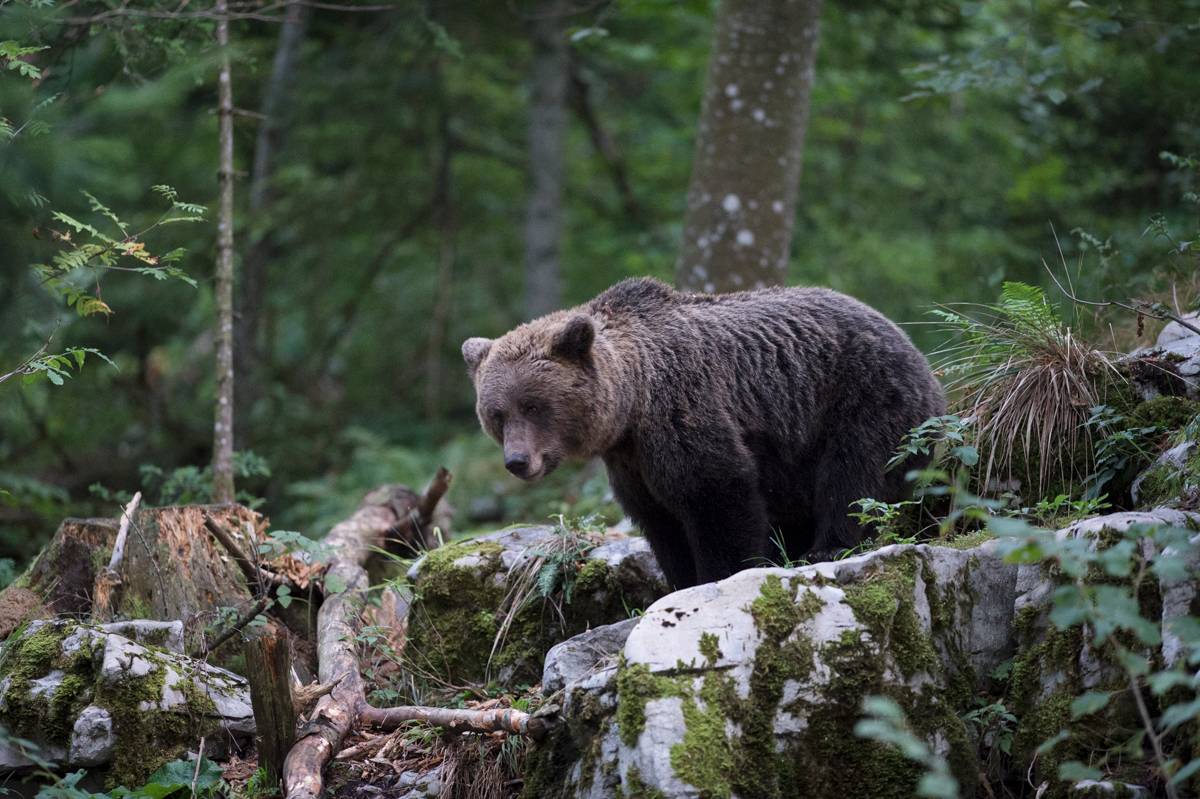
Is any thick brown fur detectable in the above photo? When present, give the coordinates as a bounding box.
[463,277,945,589]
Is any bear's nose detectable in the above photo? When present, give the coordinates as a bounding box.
[505,453,530,477]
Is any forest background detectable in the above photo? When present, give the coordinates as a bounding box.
[1,0,1198,575]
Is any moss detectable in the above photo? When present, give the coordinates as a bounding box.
[615,660,676,747]
[407,537,649,689]
[939,530,995,550]
[671,674,735,799]
[698,632,722,664]
[573,558,610,594]
[1135,443,1200,508]
[841,552,939,679]
[117,593,153,620]
[1129,396,1200,433]
[0,622,85,745]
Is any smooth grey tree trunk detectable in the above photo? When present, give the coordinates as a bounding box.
[677,0,823,294]
[522,1,569,320]
[235,1,309,448]
[213,0,236,504]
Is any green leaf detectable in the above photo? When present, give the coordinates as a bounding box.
[1160,697,1200,731]
[1069,690,1111,719]
[1057,760,1102,781]
[275,585,293,608]
[1035,730,1069,755]
[324,573,347,594]
[1172,757,1200,785]
[916,773,959,799]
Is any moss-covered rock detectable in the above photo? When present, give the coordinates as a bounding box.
[0,620,253,784]
[404,525,667,690]
[1003,508,1200,798]
[526,543,1020,798]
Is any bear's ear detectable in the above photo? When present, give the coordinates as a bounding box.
[551,316,595,363]
[462,337,493,378]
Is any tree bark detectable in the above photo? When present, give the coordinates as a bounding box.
[213,0,237,504]
[676,0,824,294]
[235,1,309,447]
[522,0,570,320]
[247,633,297,786]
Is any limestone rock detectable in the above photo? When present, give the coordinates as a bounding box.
[1127,328,1200,400]
[1157,312,1200,347]
[68,706,114,767]
[527,542,1019,798]
[0,619,253,781]
[543,618,638,694]
[404,525,667,686]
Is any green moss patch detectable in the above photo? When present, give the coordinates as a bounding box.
[406,535,655,689]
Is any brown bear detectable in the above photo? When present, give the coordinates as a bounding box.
[462,277,945,589]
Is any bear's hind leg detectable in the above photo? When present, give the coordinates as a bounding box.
[810,444,884,557]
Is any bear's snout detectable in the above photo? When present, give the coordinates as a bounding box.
[504,453,531,478]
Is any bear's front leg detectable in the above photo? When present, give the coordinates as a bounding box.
[675,475,773,584]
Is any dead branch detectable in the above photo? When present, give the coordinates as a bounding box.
[359,704,550,739]
[414,466,453,529]
[92,491,142,621]
[569,60,640,221]
[204,595,273,655]
[203,514,291,594]
[1043,258,1200,338]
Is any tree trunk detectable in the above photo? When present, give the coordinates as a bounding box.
[522,0,569,320]
[424,109,455,424]
[676,0,824,294]
[213,0,237,504]
[235,1,309,448]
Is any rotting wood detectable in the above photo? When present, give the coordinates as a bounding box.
[246,633,297,786]
[283,475,453,799]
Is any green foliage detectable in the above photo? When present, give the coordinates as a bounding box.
[854,696,960,799]
[1083,404,1161,500]
[35,756,224,798]
[993,515,1200,792]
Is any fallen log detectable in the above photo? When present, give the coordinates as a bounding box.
[283,474,452,799]
[359,704,550,738]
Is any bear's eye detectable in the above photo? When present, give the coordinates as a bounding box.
[520,402,541,418]
[490,409,505,427]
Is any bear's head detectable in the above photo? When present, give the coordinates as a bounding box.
[462,314,604,482]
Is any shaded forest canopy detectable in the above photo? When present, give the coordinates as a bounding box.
[1,0,1198,560]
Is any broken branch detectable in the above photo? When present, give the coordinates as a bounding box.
[92,491,143,621]
[203,514,290,594]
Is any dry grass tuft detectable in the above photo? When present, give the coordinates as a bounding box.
[933,281,1120,496]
